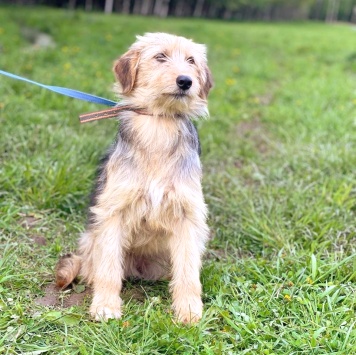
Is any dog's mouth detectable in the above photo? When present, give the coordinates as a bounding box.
[166,91,189,100]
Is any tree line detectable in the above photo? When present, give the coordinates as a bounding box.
[7,0,356,22]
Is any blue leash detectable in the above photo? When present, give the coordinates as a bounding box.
[0,69,117,107]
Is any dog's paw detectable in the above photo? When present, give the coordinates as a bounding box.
[90,303,122,321]
[173,297,203,324]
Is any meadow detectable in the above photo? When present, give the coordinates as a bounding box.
[0,6,355,354]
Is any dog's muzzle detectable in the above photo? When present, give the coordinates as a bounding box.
[176,75,192,91]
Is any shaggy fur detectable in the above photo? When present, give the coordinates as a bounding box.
[55,32,213,323]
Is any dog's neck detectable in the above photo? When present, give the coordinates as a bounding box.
[118,109,200,157]
[131,108,185,120]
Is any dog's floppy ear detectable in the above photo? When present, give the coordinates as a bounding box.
[200,65,213,100]
[113,49,140,94]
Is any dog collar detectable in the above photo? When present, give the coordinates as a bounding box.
[79,106,186,123]
[79,106,153,123]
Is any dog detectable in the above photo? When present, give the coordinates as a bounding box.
[55,32,213,323]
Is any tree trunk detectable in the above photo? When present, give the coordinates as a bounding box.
[223,8,232,20]
[193,0,204,17]
[326,0,340,22]
[122,0,131,14]
[105,0,114,14]
[133,0,142,14]
[207,4,217,18]
[85,0,93,11]
[175,0,185,17]
[153,0,170,17]
[334,0,340,21]
[263,4,272,21]
[141,0,154,15]
[114,0,122,12]
[243,6,253,21]
[68,0,77,10]
[352,6,356,23]
[314,0,324,20]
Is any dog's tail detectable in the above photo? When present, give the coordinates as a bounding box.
[55,253,81,289]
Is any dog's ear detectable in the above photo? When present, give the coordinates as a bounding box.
[113,49,140,94]
[200,65,213,100]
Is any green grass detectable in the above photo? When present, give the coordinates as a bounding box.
[1,6,355,354]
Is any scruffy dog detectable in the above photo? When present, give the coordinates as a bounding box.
[55,33,213,323]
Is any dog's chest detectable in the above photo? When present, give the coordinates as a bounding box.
[146,178,166,209]
[116,179,184,242]
[99,115,202,231]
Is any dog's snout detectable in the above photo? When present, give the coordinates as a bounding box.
[176,75,192,91]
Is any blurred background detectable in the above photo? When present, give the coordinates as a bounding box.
[1,0,356,353]
[3,0,356,22]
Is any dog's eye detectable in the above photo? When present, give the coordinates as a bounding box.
[187,57,195,65]
[155,53,167,62]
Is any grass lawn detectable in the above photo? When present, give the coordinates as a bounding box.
[0,6,355,354]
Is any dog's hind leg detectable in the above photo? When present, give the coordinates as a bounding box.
[87,217,127,321]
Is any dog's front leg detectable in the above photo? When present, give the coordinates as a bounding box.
[90,217,126,321]
[169,218,207,323]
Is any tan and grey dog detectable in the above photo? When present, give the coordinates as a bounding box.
[55,32,213,323]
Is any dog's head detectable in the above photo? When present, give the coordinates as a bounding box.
[113,33,213,118]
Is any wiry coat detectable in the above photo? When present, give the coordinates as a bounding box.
[55,33,213,323]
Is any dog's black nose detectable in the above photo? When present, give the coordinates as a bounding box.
[176,75,192,91]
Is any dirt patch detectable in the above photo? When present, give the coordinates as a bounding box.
[256,92,274,106]
[20,215,40,229]
[35,283,92,308]
[32,235,47,246]
[235,117,270,155]
[35,284,60,307]
[35,281,153,308]
[62,288,92,308]
[236,117,264,136]
[19,214,47,246]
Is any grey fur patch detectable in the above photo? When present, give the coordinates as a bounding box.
[185,120,201,156]
[87,146,114,225]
